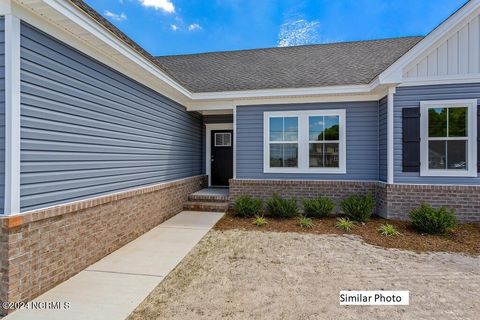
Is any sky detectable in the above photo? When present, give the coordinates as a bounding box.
[84,0,467,56]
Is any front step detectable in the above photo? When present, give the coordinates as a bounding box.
[183,201,229,212]
[188,193,229,203]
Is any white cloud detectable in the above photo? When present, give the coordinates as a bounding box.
[277,18,321,47]
[170,24,179,31]
[188,23,202,31]
[104,10,127,22]
[139,0,175,13]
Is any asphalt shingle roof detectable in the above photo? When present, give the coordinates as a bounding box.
[155,37,423,93]
[69,1,422,94]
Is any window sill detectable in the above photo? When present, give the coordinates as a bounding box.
[420,170,478,178]
[264,168,346,174]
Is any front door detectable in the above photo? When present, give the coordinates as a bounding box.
[211,130,233,186]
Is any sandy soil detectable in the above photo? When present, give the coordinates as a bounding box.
[129,230,480,320]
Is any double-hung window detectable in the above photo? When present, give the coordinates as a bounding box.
[264,110,346,173]
[420,99,477,177]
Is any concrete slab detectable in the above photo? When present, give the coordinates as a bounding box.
[5,211,224,320]
[5,271,161,320]
[159,211,224,230]
[190,188,229,197]
[86,226,209,276]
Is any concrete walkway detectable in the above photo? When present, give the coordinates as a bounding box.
[5,211,224,320]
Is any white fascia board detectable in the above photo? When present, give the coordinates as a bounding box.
[14,0,192,99]
[191,83,375,101]
[379,0,480,84]
[188,93,384,111]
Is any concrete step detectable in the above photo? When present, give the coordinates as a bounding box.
[188,193,229,203]
[183,201,229,212]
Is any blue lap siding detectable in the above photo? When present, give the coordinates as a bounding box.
[19,22,203,211]
[236,101,379,180]
[0,17,5,214]
[394,83,480,184]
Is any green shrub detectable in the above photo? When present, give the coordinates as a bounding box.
[298,216,314,228]
[335,218,355,232]
[340,193,375,222]
[253,216,267,227]
[266,193,298,218]
[233,196,263,218]
[303,197,335,218]
[409,203,457,235]
[378,224,400,237]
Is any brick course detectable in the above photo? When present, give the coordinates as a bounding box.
[229,179,480,222]
[0,175,206,314]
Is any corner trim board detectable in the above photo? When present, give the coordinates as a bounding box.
[4,14,21,215]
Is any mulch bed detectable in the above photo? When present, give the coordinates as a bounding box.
[214,210,480,255]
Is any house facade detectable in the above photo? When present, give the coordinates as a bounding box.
[0,0,480,312]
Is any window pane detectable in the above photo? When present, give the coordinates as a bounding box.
[284,117,298,141]
[448,107,467,137]
[283,143,298,167]
[270,143,298,168]
[324,116,340,140]
[309,116,324,141]
[269,117,283,141]
[309,143,323,167]
[428,108,447,137]
[428,140,446,169]
[324,143,339,167]
[447,140,467,170]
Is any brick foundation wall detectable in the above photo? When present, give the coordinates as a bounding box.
[0,175,206,314]
[229,179,480,222]
[229,179,380,213]
[383,184,480,222]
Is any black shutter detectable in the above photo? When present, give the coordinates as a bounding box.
[402,107,420,172]
[477,106,480,172]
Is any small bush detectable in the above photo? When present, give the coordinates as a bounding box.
[298,216,314,228]
[266,193,298,218]
[409,203,457,235]
[303,197,335,218]
[335,218,355,232]
[340,193,375,222]
[253,216,267,227]
[378,224,400,237]
[233,196,263,218]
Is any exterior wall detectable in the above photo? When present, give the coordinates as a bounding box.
[0,17,5,214]
[393,83,480,184]
[229,179,380,214]
[236,101,379,180]
[0,175,206,313]
[378,96,388,182]
[381,184,480,222]
[19,22,204,212]
[203,114,233,124]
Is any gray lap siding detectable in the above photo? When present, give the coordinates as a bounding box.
[393,83,480,185]
[236,101,380,180]
[19,22,203,211]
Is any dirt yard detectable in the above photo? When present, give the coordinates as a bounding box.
[129,230,480,320]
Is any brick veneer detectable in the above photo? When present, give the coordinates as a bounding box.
[0,175,206,314]
[382,184,480,222]
[229,179,380,213]
[229,179,480,222]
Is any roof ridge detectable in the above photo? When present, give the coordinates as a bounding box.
[155,35,425,59]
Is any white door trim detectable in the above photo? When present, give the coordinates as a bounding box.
[205,123,234,186]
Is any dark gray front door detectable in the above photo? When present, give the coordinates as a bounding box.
[211,130,233,186]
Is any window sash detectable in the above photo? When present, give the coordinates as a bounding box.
[263,110,346,174]
[419,99,477,177]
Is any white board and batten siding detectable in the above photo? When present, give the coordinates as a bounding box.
[404,13,480,78]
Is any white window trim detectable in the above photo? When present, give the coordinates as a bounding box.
[214,132,232,147]
[263,110,346,174]
[420,99,477,177]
